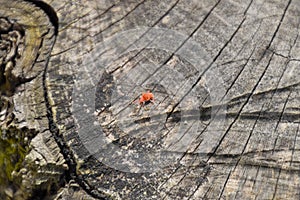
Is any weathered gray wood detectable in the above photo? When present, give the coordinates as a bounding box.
[1,0,300,199]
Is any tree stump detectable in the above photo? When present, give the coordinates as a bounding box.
[1,0,300,199]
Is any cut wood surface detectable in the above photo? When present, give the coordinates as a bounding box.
[1,0,300,199]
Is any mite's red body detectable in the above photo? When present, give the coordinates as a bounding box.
[139,91,154,106]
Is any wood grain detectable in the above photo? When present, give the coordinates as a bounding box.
[1,0,300,199]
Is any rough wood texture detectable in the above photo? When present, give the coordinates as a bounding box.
[0,1,67,199]
[1,0,300,199]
